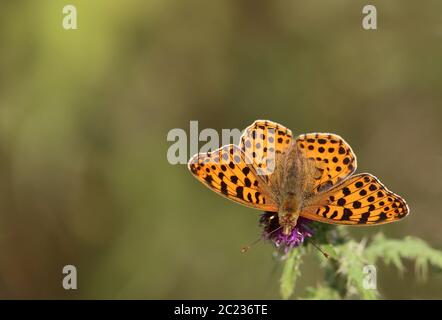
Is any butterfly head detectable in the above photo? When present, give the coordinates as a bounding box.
[260,212,313,253]
[278,212,299,236]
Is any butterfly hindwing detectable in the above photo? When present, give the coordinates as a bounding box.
[301,173,409,225]
[295,133,357,194]
[188,144,278,211]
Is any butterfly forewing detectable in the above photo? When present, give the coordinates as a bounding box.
[239,120,293,178]
[188,144,278,211]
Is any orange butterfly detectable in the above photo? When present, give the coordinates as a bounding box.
[188,120,409,238]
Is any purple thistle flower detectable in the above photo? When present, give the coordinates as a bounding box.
[260,212,313,253]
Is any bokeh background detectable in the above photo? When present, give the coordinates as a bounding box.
[1,0,442,299]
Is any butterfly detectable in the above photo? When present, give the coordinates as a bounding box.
[188,120,409,236]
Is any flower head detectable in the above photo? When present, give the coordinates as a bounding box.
[260,212,313,253]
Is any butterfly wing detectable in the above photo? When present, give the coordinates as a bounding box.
[239,120,293,179]
[295,133,357,194]
[301,173,409,225]
[188,144,278,211]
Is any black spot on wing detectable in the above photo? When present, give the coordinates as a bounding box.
[322,206,330,217]
[342,208,353,221]
[236,186,244,199]
[358,212,371,224]
[337,198,346,206]
[204,175,213,185]
[220,181,228,195]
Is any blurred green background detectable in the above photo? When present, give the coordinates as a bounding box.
[1,0,442,299]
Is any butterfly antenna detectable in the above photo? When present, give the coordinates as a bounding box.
[267,225,283,236]
[308,238,330,259]
[241,224,283,253]
[240,237,262,253]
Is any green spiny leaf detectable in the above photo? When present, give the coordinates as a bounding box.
[335,240,379,300]
[303,286,341,300]
[280,248,304,300]
[365,234,442,280]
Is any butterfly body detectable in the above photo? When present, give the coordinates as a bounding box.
[275,142,318,234]
[188,120,409,230]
